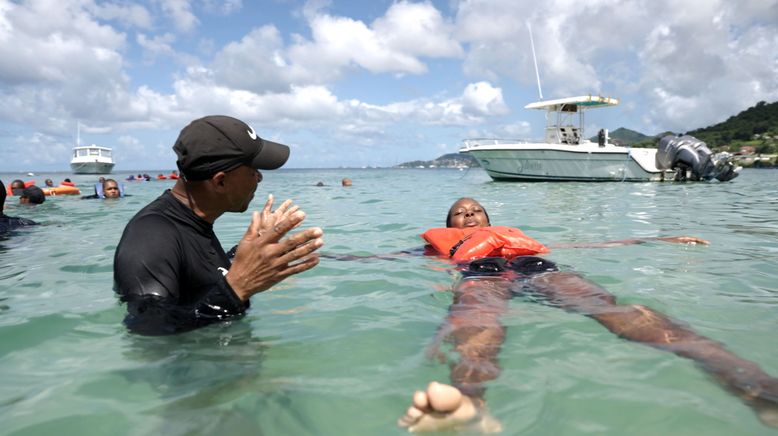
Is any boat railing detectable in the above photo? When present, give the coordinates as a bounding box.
[461,138,534,149]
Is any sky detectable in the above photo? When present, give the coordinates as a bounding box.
[1,0,777,171]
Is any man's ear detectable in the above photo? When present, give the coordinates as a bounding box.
[210,171,228,189]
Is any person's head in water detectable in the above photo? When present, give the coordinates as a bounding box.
[20,186,45,205]
[341,178,352,187]
[446,197,490,228]
[10,179,25,196]
[44,179,54,187]
[103,179,120,198]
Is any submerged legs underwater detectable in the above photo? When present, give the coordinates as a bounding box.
[399,257,778,432]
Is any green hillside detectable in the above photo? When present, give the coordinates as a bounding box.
[589,127,651,146]
[622,100,778,153]
[685,100,778,153]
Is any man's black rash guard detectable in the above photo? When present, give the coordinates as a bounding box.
[114,190,249,335]
[0,216,37,233]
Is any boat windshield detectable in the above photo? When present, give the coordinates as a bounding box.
[101,149,112,158]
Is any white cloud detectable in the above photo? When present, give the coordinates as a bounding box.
[203,0,243,15]
[461,82,508,116]
[89,1,153,29]
[159,0,198,33]
[454,0,778,132]
[372,1,462,59]
[288,1,462,79]
[211,25,302,93]
[0,0,126,85]
[4,131,70,169]
[137,32,176,57]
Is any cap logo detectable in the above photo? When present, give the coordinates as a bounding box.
[247,125,258,140]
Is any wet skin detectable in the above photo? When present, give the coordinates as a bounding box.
[400,199,778,432]
[103,181,120,198]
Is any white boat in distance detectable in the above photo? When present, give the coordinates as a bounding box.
[70,145,115,174]
[460,95,673,182]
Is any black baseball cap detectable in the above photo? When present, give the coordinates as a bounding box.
[173,115,291,180]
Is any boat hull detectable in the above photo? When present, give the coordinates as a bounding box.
[462,144,670,182]
[70,162,115,174]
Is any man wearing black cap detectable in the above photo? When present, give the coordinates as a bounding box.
[113,115,323,335]
[1,179,38,233]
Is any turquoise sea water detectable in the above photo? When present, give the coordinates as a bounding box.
[1,168,777,436]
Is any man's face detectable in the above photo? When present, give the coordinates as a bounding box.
[103,181,120,198]
[222,165,262,212]
[448,198,489,229]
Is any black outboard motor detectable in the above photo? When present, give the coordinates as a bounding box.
[656,135,740,181]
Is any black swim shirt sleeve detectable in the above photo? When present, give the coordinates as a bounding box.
[113,214,247,335]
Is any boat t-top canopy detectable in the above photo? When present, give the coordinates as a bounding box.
[73,144,112,151]
[524,95,619,112]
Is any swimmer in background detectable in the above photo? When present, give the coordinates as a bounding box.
[19,186,45,205]
[397,198,778,432]
[82,178,124,199]
[9,179,25,196]
[0,179,38,232]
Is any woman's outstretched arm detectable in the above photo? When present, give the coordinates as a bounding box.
[548,235,709,249]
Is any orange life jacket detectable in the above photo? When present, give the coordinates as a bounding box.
[421,226,550,262]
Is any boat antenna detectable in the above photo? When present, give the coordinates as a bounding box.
[527,22,543,100]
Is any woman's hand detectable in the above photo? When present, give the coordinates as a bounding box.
[655,236,710,245]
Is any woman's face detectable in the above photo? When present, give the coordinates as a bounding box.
[103,181,120,198]
[447,198,489,228]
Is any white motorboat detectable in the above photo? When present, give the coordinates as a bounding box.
[70,145,115,174]
[459,95,674,182]
[460,95,739,182]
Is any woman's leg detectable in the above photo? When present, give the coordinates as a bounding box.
[528,271,778,427]
[399,275,510,432]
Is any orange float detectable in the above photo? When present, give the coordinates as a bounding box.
[42,186,81,196]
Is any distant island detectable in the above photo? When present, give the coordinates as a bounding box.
[398,100,778,169]
[395,153,479,169]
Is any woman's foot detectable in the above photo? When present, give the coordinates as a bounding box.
[397,382,502,433]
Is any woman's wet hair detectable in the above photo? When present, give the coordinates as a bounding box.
[446,197,490,227]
